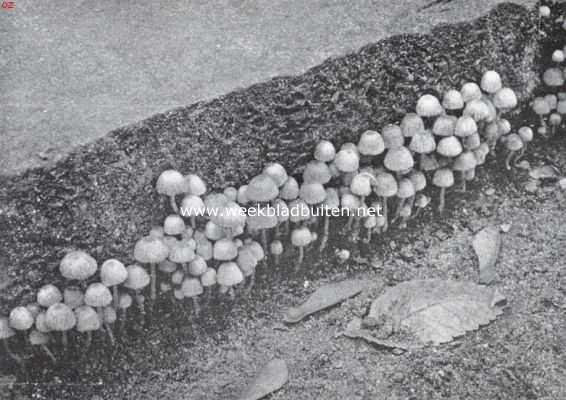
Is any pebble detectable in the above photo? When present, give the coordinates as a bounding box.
[485,188,496,196]
[500,223,512,233]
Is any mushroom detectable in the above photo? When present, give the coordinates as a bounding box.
[246,240,266,266]
[539,5,550,17]
[442,90,464,115]
[409,129,436,167]
[29,330,56,363]
[200,268,217,301]
[382,124,405,149]
[407,170,427,208]
[102,307,117,345]
[237,185,249,205]
[463,132,481,151]
[133,235,169,307]
[549,113,562,137]
[195,232,213,261]
[288,198,311,229]
[156,170,189,213]
[214,201,247,239]
[236,245,259,290]
[432,115,457,138]
[279,177,299,201]
[340,193,360,232]
[373,173,398,232]
[532,97,551,133]
[357,130,385,162]
[463,99,490,122]
[63,286,84,309]
[314,140,337,162]
[291,227,312,271]
[473,143,490,166]
[185,173,207,197]
[273,198,289,238]
[263,163,288,188]
[552,50,565,63]
[432,168,454,214]
[181,278,204,314]
[180,194,206,229]
[45,303,76,352]
[59,250,97,286]
[9,306,34,334]
[543,68,565,88]
[334,148,360,173]
[246,174,279,204]
[188,256,207,277]
[247,213,278,254]
[363,215,378,243]
[460,82,482,103]
[1,317,25,369]
[493,88,518,114]
[349,173,373,239]
[516,126,534,160]
[398,204,412,229]
[503,134,523,169]
[436,136,463,159]
[303,160,332,184]
[74,305,100,349]
[100,259,128,309]
[319,188,340,251]
[213,238,239,265]
[117,293,132,334]
[84,283,114,344]
[480,71,502,94]
[452,151,477,191]
[270,240,284,265]
[454,116,478,139]
[416,94,444,127]
[123,264,151,324]
[217,262,244,300]
[401,113,425,138]
[37,284,63,308]
[384,146,414,179]
[163,214,186,237]
[299,182,327,221]
[412,194,431,218]
[395,179,415,219]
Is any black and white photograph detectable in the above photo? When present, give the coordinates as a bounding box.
[1,1,565,399]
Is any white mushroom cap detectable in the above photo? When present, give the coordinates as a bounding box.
[156,170,189,196]
[9,306,34,331]
[59,250,98,281]
[480,70,502,94]
[185,174,207,196]
[84,283,113,308]
[37,284,63,308]
[100,259,128,287]
[416,94,444,117]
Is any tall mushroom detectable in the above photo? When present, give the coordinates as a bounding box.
[59,250,98,288]
[236,245,259,290]
[133,235,169,308]
[84,283,114,345]
[270,240,284,265]
[373,173,398,232]
[452,151,477,191]
[180,194,206,229]
[291,226,312,271]
[123,264,151,325]
[74,305,100,349]
[29,330,56,363]
[45,303,76,352]
[156,169,189,213]
[0,317,24,370]
[319,188,340,252]
[503,134,524,169]
[181,278,204,315]
[314,140,336,163]
[100,259,128,310]
[200,267,217,301]
[217,262,244,300]
[432,168,454,214]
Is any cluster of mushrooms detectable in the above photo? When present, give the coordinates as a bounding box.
[0,69,540,369]
[531,5,566,138]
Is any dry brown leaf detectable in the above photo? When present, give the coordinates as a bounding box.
[350,279,506,347]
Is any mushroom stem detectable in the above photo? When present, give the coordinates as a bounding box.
[169,195,179,213]
[119,309,128,335]
[112,286,119,310]
[105,324,115,347]
[295,246,304,272]
[366,227,372,243]
[381,197,389,232]
[191,297,201,316]
[438,187,446,215]
[2,338,25,370]
[274,224,280,239]
[514,147,526,165]
[412,207,423,219]
[351,216,360,242]
[190,215,197,229]
[41,344,57,363]
[505,151,514,170]
[346,214,355,231]
[461,171,467,192]
[319,215,330,252]
[284,220,290,237]
[261,230,268,260]
[228,287,236,301]
[85,331,92,350]
[61,331,68,352]
[150,263,157,307]
[274,253,280,265]
[136,291,146,327]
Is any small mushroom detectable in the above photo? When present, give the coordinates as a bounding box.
[1,316,25,369]
[432,168,454,214]
[543,68,565,88]
[213,238,239,264]
[263,163,288,188]
[552,50,564,63]
[237,245,259,290]
[9,306,34,334]
[37,284,63,308]
[395,178,415,219]
[436,136,463,159]
[74,305,100,349]
[452,151,478,191]
[156,170,189,213]
[303,160,332,184]
[84,283,114,344]
[480,70,502,94]
[363,215,377,242]
[382,124,404,149]
[133,235,169,307]
[291,226,312,271]
[373,173,398,232]
[460,82,482,103]
[180,194,206,229]
[200,267,217,300]
[314,140,336,162]
[334,148,360,173]
[163,214,186,237]
[29,330,56,363]
[463,99,490,122]
[549,113,562,137]
[123,264,151,324]
[217,262,244,300]
[442,90,464,115]
[100,259,128,310]
[59,250,97,285]
[102,307,117,346]
[409,129,436,167]
[398,204,412,229]
[247,213,278,254]
[270,240,284,265]
[416,94,444,127]
[357,130,385,161]
[45,303,76,352]
[517,127,534,159]
[185,174,207,196]
[384,146,414,179]
[117,293,132,334]
[432,115,457,137]
[503,134,524,169]
[188,256,207,277]
[532,97,551,133]
[493,88,518,114]
[454,116,478,139]
[412,194,431,218]
[181,278,204,315]
[349,174,373,239]
[319,188,339,252]
[340,193,360,232]
[400,113,425,138]
[246,174,280,204]
[279,177,299,201]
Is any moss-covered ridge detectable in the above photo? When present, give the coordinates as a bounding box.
[0,3,540,310]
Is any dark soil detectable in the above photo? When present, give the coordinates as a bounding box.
[1,1,566,400]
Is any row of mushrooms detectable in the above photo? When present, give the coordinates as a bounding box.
[2,69,535,369]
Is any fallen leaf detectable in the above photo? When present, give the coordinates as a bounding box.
[529,165,560,180]
[283,279,366,324]
[348,279,506,347]
[473,226,501,284]
[237,359,288,400]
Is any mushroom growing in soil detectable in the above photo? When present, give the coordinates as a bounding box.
[363,215,378,243]
[548,113,562,136]
[412,194,431,218]
[299,182,327,227]
[401,113,425,138]
[9,306,34,336]
[395,179,415,219]
[84,283,114,345]
[63,286,84,309]
[123,264,151,324]
[334,148,360,173]
[303,160,332,185]
[103,307,117,344]
[156,170,189,213]
[117,293,132,334]
[432,168,454,214]
[263,163,288,188]
[246,213,278,254]
[409,129,436,167]
[384,145,414,179]
[373,172,398,232]
[398,204,412,229]
[543,68,565,88]
[532,97,551,134]
[382,124,405,149]
[480,71,502,94]
[200,268,217,300]
[436,136,463,160]
[59,250,98,286]
[517,127,534,158]
[100,259,128,310]
[493,87,518,114]
[442,90,464,115]
[29,330,56,363]
[460,82,482,103]
[37,284,63,308]
[188,256,207,277]
[217,262,244,300]
[213,237,239,271]
[74,305,100,349]
[180,194,206,229]
[291,226,312,271]
[416,94,444,127]
[270,240,284,265]
[319,188,340,252]
[133,235,169,308]
[503,134,524,170]
[357,130,385,162]
[45,303,76,352]
[163,214,186,237]
[452,151,477,191]
[314,140,336,162]
[407,170,427,208]
[181,278,204,315]
[349,173,373,239]
[236,245,259,290]
[1,317,24,369]
[340,193,361,232]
